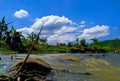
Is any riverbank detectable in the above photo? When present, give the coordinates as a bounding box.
[0,48,17,54]
[0,47,119,55]
[0,40,120,54]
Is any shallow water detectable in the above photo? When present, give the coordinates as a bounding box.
[0,53,120,81]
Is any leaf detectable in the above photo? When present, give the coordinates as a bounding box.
[10,25,16,34]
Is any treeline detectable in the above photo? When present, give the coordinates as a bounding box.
[56,38,120,54]
[27,37,120,54]
[0,17,120,54]
[97,39,120,53]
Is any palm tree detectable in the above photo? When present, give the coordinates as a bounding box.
[10,25,16,36]
[40,38,47,44]
[0,17,12,40]
[27,32,37,43]
[0,17,7,39]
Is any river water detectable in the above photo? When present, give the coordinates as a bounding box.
[0,53,120,81]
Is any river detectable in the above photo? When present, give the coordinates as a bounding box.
[0,53,120,81]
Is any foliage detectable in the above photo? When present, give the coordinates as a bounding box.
[10,25,16,36]
[0,17,7,39]
[91,38,100,44]
[1,38,120,54]
[100,38,120,49]
[0,40,6,48]
[75,38,79,48]
[0,17,12,40]
[0,40,17,54]
[80,39,87,46]
[27,32,37,43]
[39,38,47,44]
[34,44,70,54]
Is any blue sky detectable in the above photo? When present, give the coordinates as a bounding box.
[0,0,120,44]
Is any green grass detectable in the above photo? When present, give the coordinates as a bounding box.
[0,39,119,54]
[0,48,17,54]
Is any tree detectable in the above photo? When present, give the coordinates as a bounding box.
[40,38,47,44]
[75,38,79,48]
[10,25,16,36]
[68,42,73,47]
[91,38,99,44]
[0,17,12,40]
[80,39,86,46]
[0,17,8,39]
[27,32,37,43]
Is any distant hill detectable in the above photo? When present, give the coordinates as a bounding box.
[99,38,120,49]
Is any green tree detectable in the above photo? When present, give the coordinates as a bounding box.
[91,38,99,44]
[9,26,27,44]
[75,38,79,48]
[10,25,16,35]
[80,39,86,46]
[40,38,47,44]
[0,17,12,40]
[0,17,8,39]
[57,42,66,46]
[27,32,37,43]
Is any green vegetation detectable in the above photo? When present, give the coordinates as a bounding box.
[1,36,120,54]
[0,17,120,54]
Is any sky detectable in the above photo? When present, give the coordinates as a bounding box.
[0,0,120,44]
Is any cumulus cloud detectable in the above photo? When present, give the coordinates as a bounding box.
[47,34,75,44]
[79,25,109,39]
[55,26,76,34]
[17,15,109,44]
[14,9,29,18]
[17,15,77,44]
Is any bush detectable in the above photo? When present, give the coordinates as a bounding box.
[0,40,7,49]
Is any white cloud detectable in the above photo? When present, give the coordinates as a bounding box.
[17,15,110,44]
[55,26,76,34]
[17,15,77,44]
[80,21,86,24]
[79,25,109,39]
[47,34,75,44]
[14,9,29,18]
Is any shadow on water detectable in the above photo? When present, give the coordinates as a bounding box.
[0,54,120,81]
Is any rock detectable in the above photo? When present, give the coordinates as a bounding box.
[9,57,52,81]
[62,56,82,62]
[11,57,52,74]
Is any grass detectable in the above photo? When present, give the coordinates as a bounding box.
[0,48,17,54]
